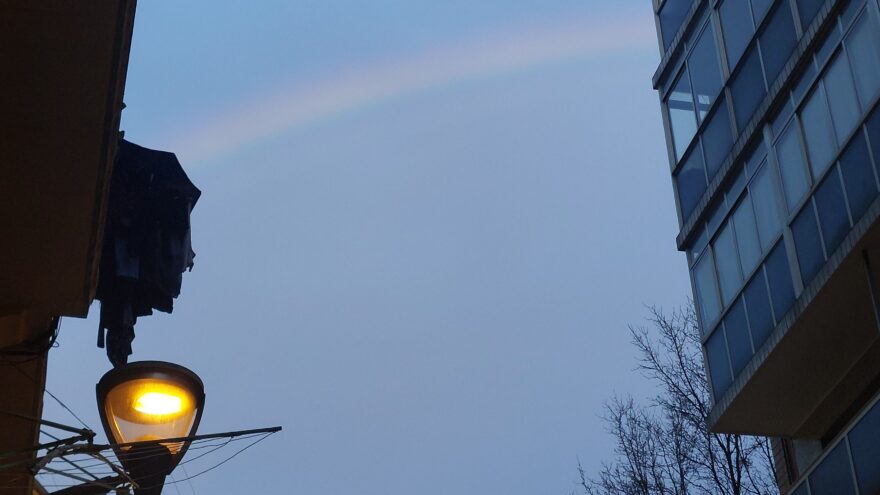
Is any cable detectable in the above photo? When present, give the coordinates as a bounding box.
[143,432,275,491]
[1,356,92,430]
[179,464,198,495]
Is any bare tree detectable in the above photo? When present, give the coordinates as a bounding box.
[575,306,779,495]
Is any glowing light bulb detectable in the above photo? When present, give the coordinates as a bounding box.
[134,391,184,415]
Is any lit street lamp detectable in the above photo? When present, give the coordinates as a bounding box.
[42,361,278,495]
[96,362,205,495]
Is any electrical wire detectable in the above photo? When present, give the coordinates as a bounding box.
[23,429,278,491]
[1,356,92,431]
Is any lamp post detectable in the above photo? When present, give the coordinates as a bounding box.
[95,362,205,495]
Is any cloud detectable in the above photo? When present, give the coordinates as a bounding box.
[168,16,655,165]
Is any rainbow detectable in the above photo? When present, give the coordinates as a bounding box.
[166,15,655,165]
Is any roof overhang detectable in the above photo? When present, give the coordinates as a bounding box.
[0,0,137,323]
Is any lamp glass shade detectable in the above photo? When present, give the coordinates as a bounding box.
[97,361,205,468]
[104,378,199,453]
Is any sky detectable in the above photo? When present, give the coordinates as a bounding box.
[42,1,693,493]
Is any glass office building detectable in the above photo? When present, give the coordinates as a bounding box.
[653,0,880,491]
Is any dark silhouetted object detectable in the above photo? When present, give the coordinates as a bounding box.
[96,140,200,367]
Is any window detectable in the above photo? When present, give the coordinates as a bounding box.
[720,0,754,70]
[726,167,748,204]
[840,133,878,220]
[677,146,708,220]
[707,199,727,234]
[750,161,783,250]
[706,328,732,400]
[824,53,861,142]
[744,270,774,347]
[669,70,698,160]
[771,97,794,138]
[660,0,693,50]
[814,170,851,255]
[840,0,863,28]
[689,24,723,121]
[695,251,722,327]
[759,2,797,85]
[816,22,842,68]
[776,123,811,210]
[846,13,880,111]
[746,140,768,171]
[867,107,880,157]
[792,203,825,285]
[731,46,767,131]
[690,224,709,259]
[850,401,880,494]
[801,84,837,177]
[808,442,857,495]
[793,61,819,103]
[790,484,808,495]
[703,97,733,179]
[751,0,772,24]
[765,242,795,319]
[714,223,743,305]
[796,0,825,29]
[733,196,761,274]
[724,298,752,376]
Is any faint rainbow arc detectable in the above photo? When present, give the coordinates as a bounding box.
[166,17,655,164]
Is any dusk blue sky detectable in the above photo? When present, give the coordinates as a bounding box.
[43,1,692,493]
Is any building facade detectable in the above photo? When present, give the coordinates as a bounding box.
[653,0,880,492]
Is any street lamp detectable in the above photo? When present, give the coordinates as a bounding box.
[96,361,205,494]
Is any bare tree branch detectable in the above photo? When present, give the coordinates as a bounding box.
[576,306,778,495]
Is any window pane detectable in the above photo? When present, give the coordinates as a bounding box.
[746,139,768,173]
[867,107,880,159]
[660,0,693,50]
[793,62,818,104]
[669,70,698,160]
[727,167,748,204]
[706,328,733,401]
[760,2,798,85]
[846,12,880,110]
[695,251,722,327]
[840,0,863,28]
[720,0,755,70]
[801,84,838,177]
[771,97,794,138]
[744,270,774,347]
[825,53,862,142]
[809,441,857,495]
[690,24,723,121]
[816,23,842,68]
[733,196,762,274]
[708,199,727,234]
[815,170,851,255]
[796,0,825,28]
[703,97,734,179]
[690,224,709,260]
[751,0,772,24]
[840,132,878,221]
[776,123,811,210]
[850,400,880,495]
[714,223,743,305]
[724,298,753,376]
[792,202,825,285]
[750,161,783,250]
[766,241,796,319]
[677,147,708,220]
[731,46,767,131]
